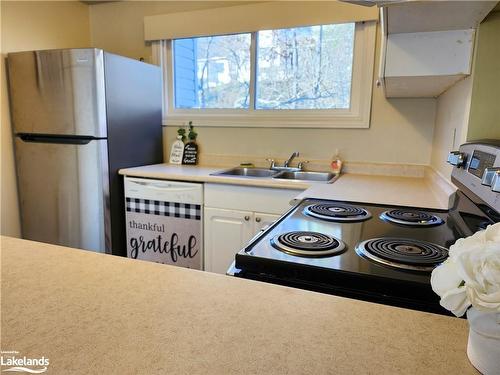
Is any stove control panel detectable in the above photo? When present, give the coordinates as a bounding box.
[467,150,496,178]
[481,167,500,186]
[491,170,500,193]
[451,141,500,212]
[447,151,467,168]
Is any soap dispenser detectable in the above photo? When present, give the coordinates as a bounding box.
[331,150,343,174]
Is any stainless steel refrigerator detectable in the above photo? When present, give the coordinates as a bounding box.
[7,48,163,256]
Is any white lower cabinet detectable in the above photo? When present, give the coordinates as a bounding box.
[203,183,302,274]
[254,212,281,232]
[204,208,281,274]
[204,207,255,274]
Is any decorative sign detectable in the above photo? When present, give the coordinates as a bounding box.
[125,197,202,269]
[182,142,198,165]
[169,138,184,165]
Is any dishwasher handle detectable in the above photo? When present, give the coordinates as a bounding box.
[125,177,204,205]
[127,179,199,192]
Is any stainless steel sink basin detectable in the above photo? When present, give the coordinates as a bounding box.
[273,171,337,183]
[211,167,279,178]
[211,167,337,183]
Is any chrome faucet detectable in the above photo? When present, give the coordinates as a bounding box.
[265,158,276,169]
[284,151,299,168]
[267,151,307,171]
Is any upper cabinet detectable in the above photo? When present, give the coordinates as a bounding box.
[383,1,497,34]
[377,0,498,98]
[383,28,475,97]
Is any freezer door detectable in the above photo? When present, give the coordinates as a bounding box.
[14,137,110,252]
[7,49,107,137]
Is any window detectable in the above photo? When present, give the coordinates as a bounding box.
[173,34,251,109]
[163,21,376,128]
[256,23,354,110]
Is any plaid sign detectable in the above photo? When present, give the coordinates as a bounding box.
[126,197,201,220]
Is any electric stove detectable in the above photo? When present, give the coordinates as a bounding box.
[229,141,500,316]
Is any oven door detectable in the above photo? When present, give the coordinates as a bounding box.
[231,256,452,316]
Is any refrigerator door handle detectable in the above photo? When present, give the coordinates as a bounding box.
[18,134,96,145]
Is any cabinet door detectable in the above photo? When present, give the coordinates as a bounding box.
[253,212,281,233]
[204,207,254,274]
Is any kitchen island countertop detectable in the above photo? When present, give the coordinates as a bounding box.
[1,236,476,374]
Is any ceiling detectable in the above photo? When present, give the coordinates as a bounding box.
[80,0,500,13]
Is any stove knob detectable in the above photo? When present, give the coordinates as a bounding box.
[482,167,500,186]
[491,170,500,193]
[447,151,466,168]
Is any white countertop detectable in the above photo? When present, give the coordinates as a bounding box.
[1,236,475,375]
[120,164,310,190]
[295,173,452,209]
[119,164,454,209]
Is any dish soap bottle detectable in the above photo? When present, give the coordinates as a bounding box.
[331,150,343,174]
[182,122,199,165]
[169,127,186,164]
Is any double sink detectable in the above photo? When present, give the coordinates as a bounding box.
[211,167,337,183]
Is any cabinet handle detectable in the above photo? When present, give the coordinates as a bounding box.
[255,217,261,223]
[244,215,250,221]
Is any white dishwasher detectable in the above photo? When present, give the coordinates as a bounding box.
[124,177,203,269]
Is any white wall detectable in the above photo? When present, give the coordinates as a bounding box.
[467,11,500,141]
[430,10,500,181]
[430,77,472,180]
[90,1,246,61]
[1,1,91,237]
[90,1,437,166]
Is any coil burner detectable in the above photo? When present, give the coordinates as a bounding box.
[355,238,448,272]
[304,203,371,223]
[380,209,444,227]
[271,231,346,257]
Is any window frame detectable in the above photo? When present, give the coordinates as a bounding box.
[162,21,376,129]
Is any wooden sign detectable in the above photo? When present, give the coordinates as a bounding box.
[169,138,184,164]
[182,142,198,165]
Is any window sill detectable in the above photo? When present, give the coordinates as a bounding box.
[163,112,371,129]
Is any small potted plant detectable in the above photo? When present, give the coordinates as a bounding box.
[431,222,500,374]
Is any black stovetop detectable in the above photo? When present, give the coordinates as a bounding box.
[232,194,496,315]
[236,198,460,284]
[232,141,499,315]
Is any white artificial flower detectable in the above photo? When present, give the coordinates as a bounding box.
[431,222,500,317]
[447,228,487,259]
[485,223,500,242]
[440,287,470,317]
[430,261,463,296]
